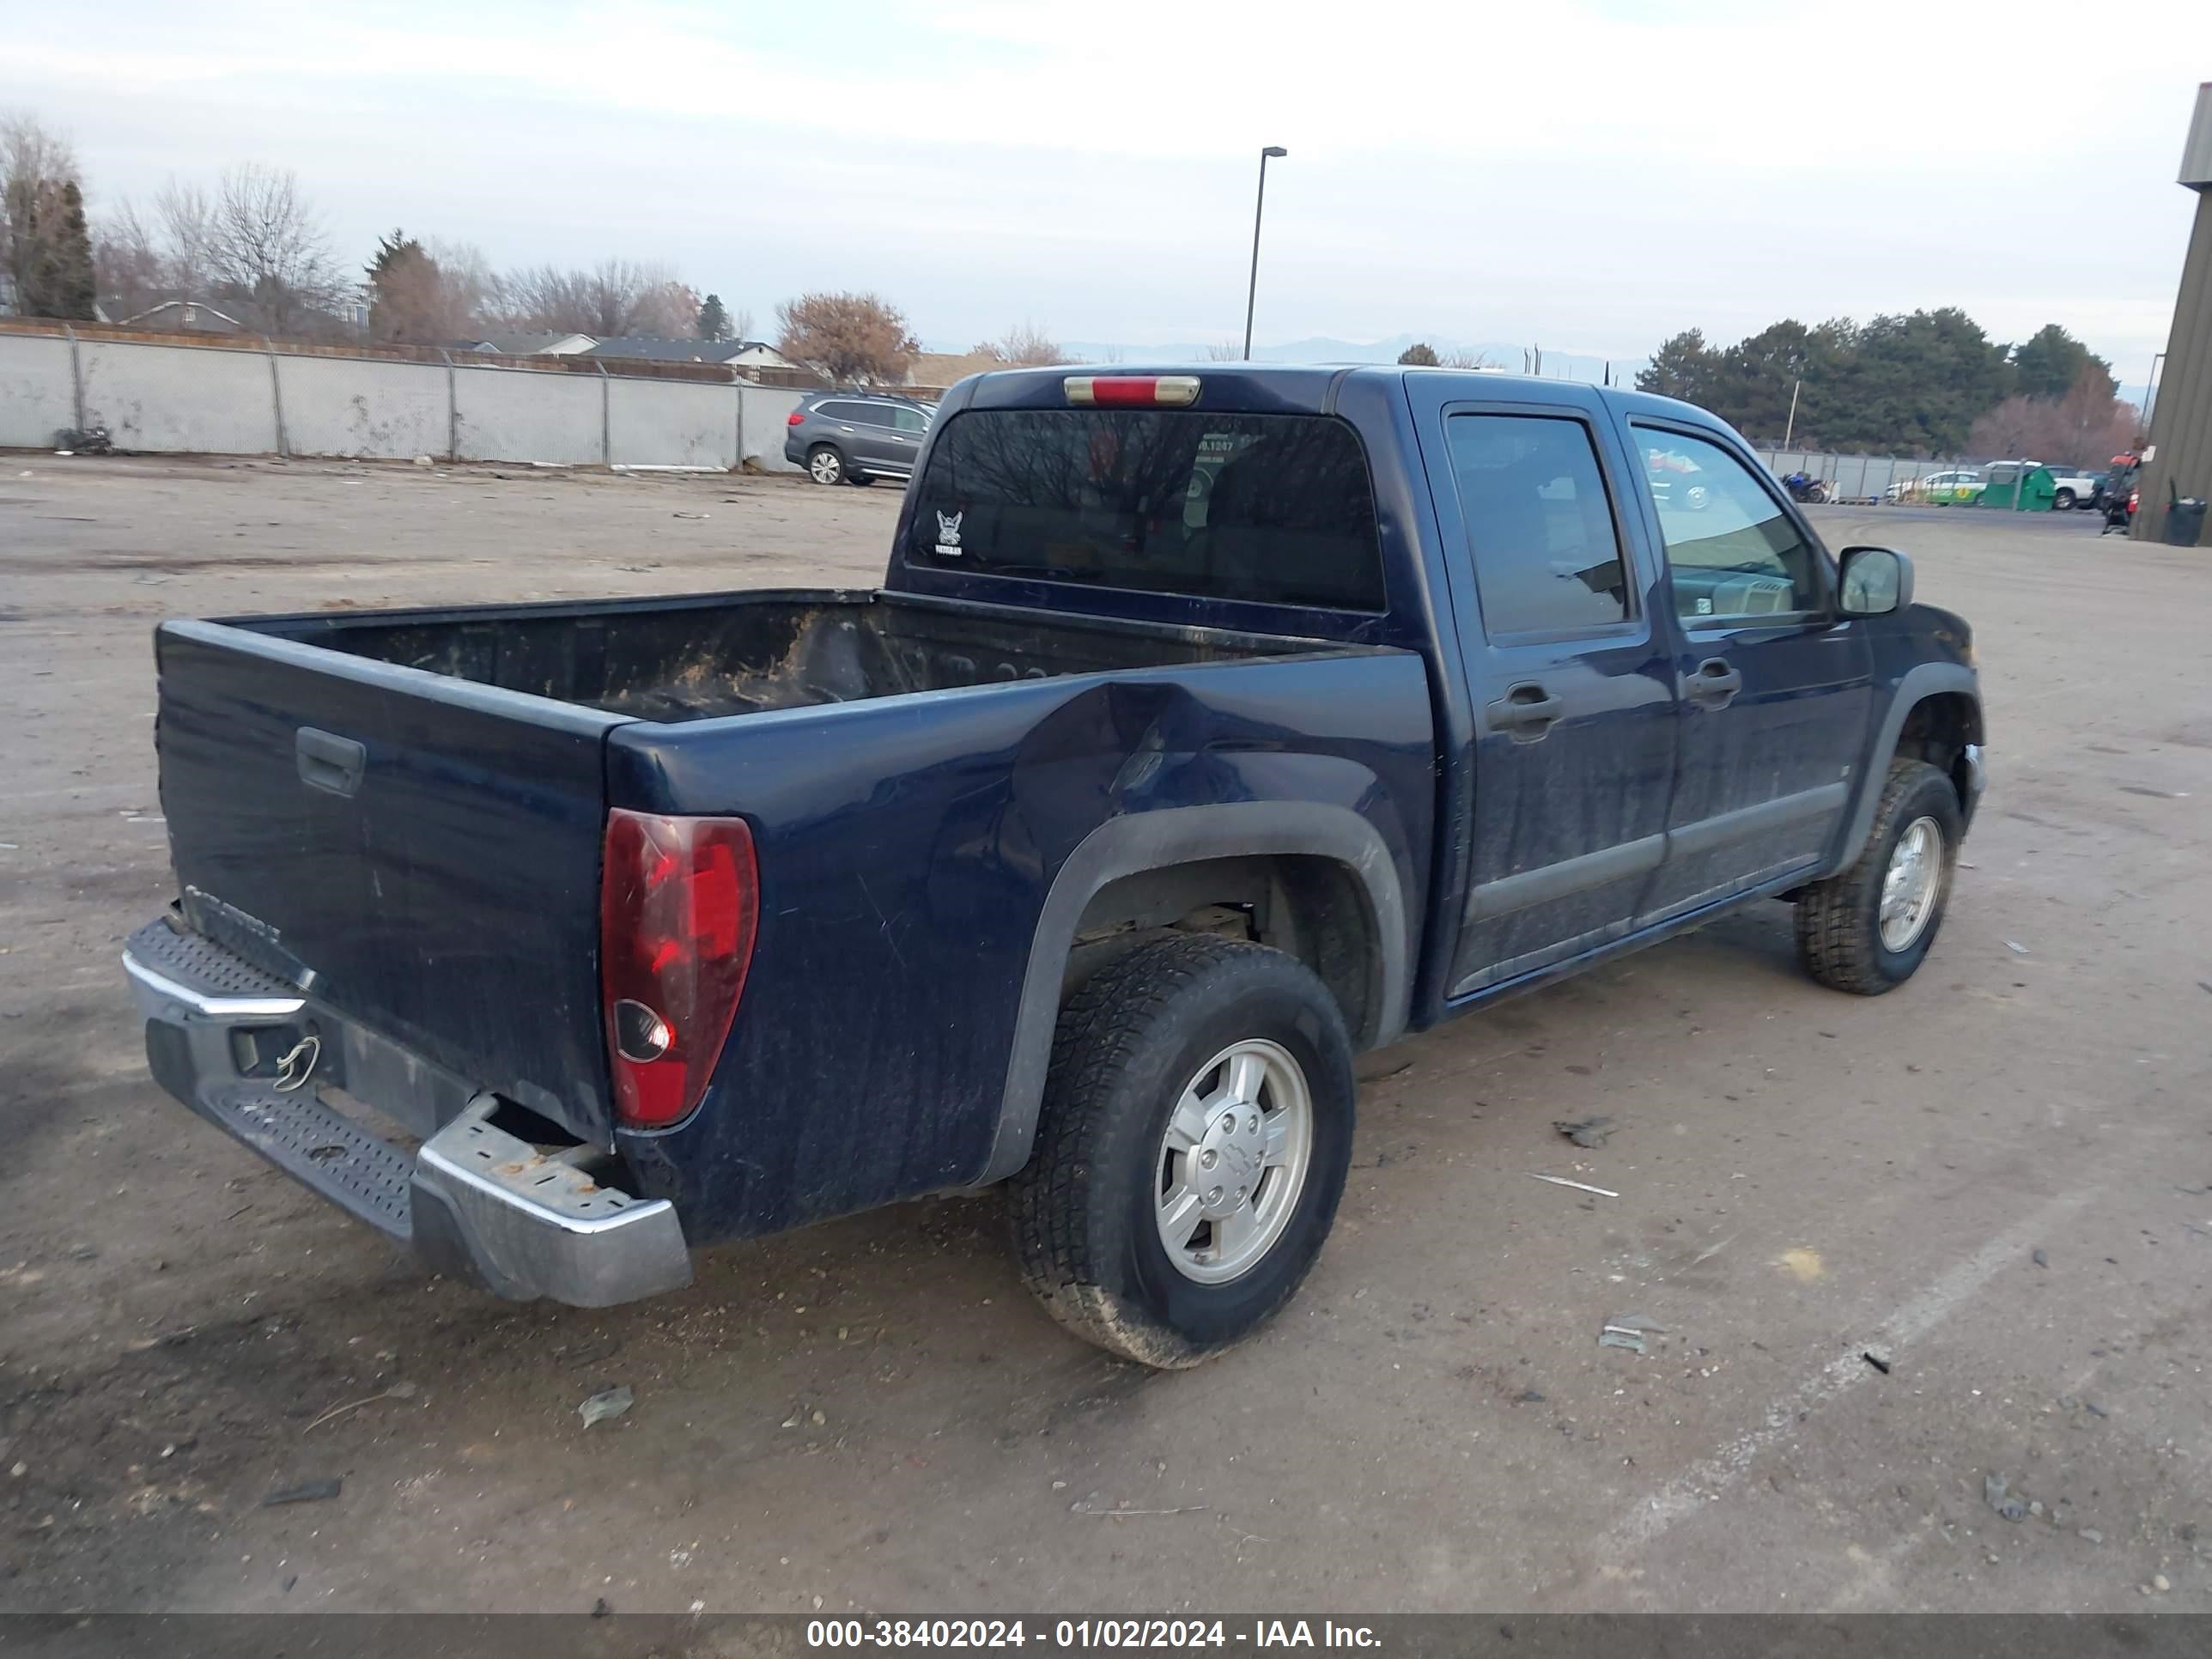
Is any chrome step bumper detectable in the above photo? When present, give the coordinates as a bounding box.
[124,917,690,1307]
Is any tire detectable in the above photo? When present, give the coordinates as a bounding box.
[1008,934,1355,1369]
[2055,489,2076,511]
[1794,758,1963,994]
[805,445,845,486]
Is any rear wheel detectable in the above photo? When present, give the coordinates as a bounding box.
[805,445,845,486]
[1008,934,1354,1368]
[1795,758,1962,994]
[2055,488,2076,511]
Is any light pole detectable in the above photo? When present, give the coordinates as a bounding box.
[1242,146,1287,362]
[2144,351,2166,436]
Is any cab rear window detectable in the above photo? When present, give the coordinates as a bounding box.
[907,409,1386,611]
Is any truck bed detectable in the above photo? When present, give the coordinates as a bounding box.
[240,589,1324,723]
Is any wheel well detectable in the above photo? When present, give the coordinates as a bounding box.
[1895,692,1982,808]
[1066,855,1382,1048]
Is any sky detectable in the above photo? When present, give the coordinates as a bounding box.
[6,0,2210,379]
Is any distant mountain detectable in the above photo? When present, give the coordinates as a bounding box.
[1038,335,1645,384]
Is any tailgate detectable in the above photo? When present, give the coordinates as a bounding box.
[154,620,625,1143]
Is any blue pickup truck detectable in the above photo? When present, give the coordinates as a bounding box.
[124,366,1984,1367]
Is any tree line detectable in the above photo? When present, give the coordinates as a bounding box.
[0,109,1042,388]
[1637,310,2141,461]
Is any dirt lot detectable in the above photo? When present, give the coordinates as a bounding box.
[2,456,2209,1615]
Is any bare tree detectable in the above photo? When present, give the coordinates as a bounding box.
[731,306,755,344]
[493,258,686,337]
[94,200,166,319]
[975,321,1065,366]
[2,112,80,314]
[1966,371,2139,464]
[1202,341,1243,362]
[631,278,699,338]
[1440,347,1499,370]
[152,179,219,296]
[365,229,494,343]
[775,291,920,385]
[204,163,346,336]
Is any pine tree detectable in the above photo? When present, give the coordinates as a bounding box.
[696,292,732,342]
[51,180,95,319]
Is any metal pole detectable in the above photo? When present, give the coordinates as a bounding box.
[598,358,611,467]
[263,337,289,459]
[60,322,85,437]
[1242,146,1286,361]
[2143,351,2166,434]
[439,348,458,462]
[1782,379,1801,449]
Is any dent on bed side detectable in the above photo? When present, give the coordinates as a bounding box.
[969,799,1411,1188]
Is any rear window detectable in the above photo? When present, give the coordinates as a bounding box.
[907,409,1386,611]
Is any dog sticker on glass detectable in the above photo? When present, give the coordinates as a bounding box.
[933,510,963,558]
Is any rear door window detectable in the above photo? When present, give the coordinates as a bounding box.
[908,409,1386,611]
[1444,414,1630,636]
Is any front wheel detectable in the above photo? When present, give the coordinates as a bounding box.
[805,445,845,486]
[1794,758,1963,994]
[1008,934,1355,1368]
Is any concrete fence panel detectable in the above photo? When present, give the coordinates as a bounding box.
[80,339,277,454]
[740,385,806,472]
[609,376,735,469]
[280,353,450,460]
[0,331,78,447]
[453,363,605,465]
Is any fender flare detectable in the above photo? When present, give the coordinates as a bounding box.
[1826,662,1981,876]
[974,802,1411,1186]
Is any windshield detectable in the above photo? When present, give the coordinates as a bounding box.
[906,408,1386,611]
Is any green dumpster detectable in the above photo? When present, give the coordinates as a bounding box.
[1978,461,2057,511]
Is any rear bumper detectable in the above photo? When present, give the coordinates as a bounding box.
[122,917,691,1308]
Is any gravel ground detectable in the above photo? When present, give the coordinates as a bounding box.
[1,456,2208,1615]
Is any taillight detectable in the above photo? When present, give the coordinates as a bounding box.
[1063,374,1200,408]
[2129,489,2139,514]
[787,409,806,426]
[599,810,759,1129]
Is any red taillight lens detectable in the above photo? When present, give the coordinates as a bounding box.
[787,409,806,426]
[599,809,759,1129]
[2129,489,2139,513]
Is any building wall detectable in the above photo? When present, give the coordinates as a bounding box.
[2139,189,2212,545]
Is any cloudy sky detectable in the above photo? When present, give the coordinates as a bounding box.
[7,0,2209,374]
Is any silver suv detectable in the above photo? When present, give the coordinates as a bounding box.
[785,392,933,486]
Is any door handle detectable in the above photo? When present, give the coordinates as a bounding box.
[1682,657,1743,707]
[296,726,366,797]
[1486,682,1565,741]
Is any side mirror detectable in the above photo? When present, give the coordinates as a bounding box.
[1838,545,1913,617]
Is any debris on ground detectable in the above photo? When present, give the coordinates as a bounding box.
[305,1380,419,1433]
[672,512,710,520]
[1528,1173,1620,1199]
[578,1386,634,1428]
[2033,1249,2049,1268]
[263,1477,342,1506]
[1863,1348,1893,1375]
[1984,1472,2029,1522]
[2079,1528,2104,1544]
[1597,1330,1646,1354]
[1553,1115,1615,1149]
[2004,939,2030,955]
[2144,1575,2171,1595]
